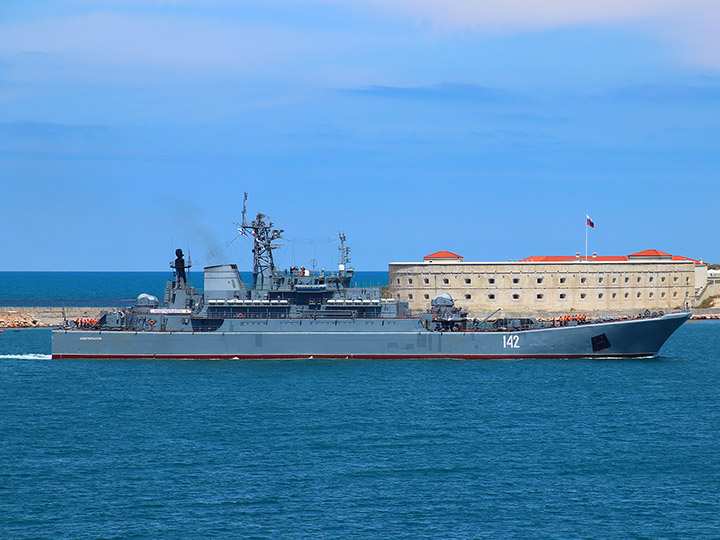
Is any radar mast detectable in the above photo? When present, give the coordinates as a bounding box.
[338,232,352,277]
[235,193,283,290]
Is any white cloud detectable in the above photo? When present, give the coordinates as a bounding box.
[357,0,676,29]
[0,12,314,76]
[345,0,720,71]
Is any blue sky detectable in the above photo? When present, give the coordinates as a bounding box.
[1,0,719,271]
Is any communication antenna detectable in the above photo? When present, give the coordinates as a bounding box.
[339,232,351,266]
[233,193,284,289]
[241,192,248,228]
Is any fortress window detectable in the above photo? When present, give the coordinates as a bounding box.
[560,278,566,284]
[661,277,666,282]
[637,292,641,298]
[598,293,604,299]
[513,278,520,284]
[488,294,495,300]
[408,278,413,284]
[537,278,543,284]
[612,293,617,298]
[465,278,471,284]
[674,276,678,282]
[649,292,653,298]
[489,278,495,284]
[442,278,449,284]
[661,292,666,298]
[625,293,629,298]
[598,277,603,283]
[396,279,400,284]
[686,277,690,284]
[649,277,654,283]
[581,293,587,299]
[673,292,678,297]
[424,294,429,299]
[512,294,520,299]
[581,278,586,284]
[612,277,617,283]
[408,294,413,299]
[465,294,472,299]
[559,293,567,299]
[637,277,641,283]
[536,294,543,299]
[625,277,630,283]
[424,278,429,284]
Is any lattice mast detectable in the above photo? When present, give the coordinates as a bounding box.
[237,193,283,290]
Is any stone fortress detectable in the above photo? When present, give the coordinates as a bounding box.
[389,249,720,316]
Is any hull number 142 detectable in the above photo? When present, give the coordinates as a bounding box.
[503,335,520,349]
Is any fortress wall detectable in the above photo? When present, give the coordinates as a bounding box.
[389,260,697,316]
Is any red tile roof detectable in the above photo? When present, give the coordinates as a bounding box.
[424,250,462,259]
[520,255,628,262]
[521,250,703,264]
[628,249,671,257]
[672,255,702,264]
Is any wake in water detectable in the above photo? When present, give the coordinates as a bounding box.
[0,354,52,360]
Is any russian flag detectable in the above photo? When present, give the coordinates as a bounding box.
[586,214,595,228]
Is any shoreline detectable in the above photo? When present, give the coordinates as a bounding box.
[2,306,720,329]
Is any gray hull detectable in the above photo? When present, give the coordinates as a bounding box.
[52,311,690,360]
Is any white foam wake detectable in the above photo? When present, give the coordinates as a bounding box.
[0,354,52,360]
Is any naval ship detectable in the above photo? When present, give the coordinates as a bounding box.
[52,198,690,360]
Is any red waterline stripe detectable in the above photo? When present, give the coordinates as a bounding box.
[53,353,655,360]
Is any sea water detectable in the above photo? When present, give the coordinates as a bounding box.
[0,271,390,306]
[1,322,718,539]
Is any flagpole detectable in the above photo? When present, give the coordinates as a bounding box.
[585,217,588,261]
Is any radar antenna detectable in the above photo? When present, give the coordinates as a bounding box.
[338,232,351,276]
[233,194,283,290]
[241,192,248,228]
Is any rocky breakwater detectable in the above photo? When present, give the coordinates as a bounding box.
[0,311,44,328]
[0,307,117,328]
